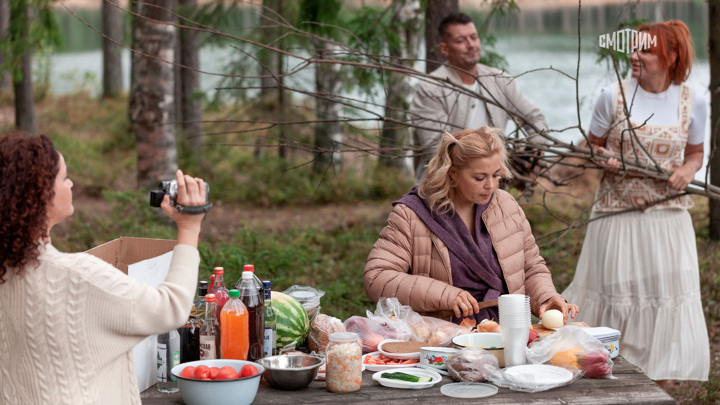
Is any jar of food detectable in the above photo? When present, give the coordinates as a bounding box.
[325,332,362,393]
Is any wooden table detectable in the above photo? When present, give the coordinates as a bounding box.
[140,356,674,404]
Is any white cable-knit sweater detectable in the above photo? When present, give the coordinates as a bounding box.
[0,243,200,405]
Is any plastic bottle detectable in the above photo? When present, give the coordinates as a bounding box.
[220,289,249,360]
[235,264,264,304]
[199,294,219,360]
[178,305,202,363]
[209,267,229,316]
[239,271,264,361]
[156,329,180,393]
[262,280,277,357]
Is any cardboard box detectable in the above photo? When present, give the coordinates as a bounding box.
[86,237,177,273]
[86,237,178,393]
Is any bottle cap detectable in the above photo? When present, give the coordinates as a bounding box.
[205,294,216,302]
[243,264,255,272]
[213,267,224,274]
[262,280,271,288]
[242,271,253,280]
[229,289,239,297]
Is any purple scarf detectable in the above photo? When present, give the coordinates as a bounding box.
[394,186,507,325]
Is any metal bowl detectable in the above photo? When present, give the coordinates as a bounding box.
[256,354,324,391]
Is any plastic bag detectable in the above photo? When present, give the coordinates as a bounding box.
[412,316,472,347]
[526,325,615,379]
[343,315,411,353]
[283,285,325,322]
[309,313,346,354]
[486,363,583,392]
[366,297,424,340]
[446,348,499,382]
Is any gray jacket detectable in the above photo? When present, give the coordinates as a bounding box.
[408,63,548,182]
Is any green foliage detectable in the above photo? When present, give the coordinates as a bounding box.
[3,0,64,80]
[298,0,343,37]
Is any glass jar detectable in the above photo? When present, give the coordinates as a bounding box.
[325,332,362,393]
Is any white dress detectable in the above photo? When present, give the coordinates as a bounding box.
[562,79,710,381]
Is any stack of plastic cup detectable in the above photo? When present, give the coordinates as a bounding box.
[498,294,531,367]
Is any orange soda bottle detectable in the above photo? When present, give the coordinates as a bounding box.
[220,289,249,360]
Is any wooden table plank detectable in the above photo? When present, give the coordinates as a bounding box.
[141,356,674,404]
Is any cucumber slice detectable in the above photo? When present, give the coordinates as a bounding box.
[380,372,432,383]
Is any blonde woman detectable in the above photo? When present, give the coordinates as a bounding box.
[364,127,577,324]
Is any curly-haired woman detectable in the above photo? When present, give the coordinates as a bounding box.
[0,131,207,404]
[364,127,578,325]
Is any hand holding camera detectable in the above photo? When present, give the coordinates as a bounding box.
[152,170,209,248]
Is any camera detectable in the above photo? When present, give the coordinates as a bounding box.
[149,180,212,215]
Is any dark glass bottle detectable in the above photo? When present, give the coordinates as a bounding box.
[178,305,202,363]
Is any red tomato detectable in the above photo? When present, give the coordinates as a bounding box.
[239,364,259,378]
[180,366,195,379]
[209,367,220,380]
[216,366,239,380]
[193,365,212,380]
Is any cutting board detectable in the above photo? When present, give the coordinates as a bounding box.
[532,321,589,337]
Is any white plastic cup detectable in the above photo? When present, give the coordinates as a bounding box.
[502,326,530,367]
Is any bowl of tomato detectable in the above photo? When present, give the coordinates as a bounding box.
[171,359,265,405]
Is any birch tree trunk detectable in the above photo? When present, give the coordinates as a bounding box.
[102,0,123,98]
[312,40,342,173]
[130,0,178,189]
[424,0,458,73]
[379,0,421,168]
[709,0,720,240]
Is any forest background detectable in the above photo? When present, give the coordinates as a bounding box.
[0,0,717,402]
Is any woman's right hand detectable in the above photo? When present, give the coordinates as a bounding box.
[453,290,480,318]
[161,169,206,248]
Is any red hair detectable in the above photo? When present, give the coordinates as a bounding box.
[0,131,59,283]
[638,20,694,85]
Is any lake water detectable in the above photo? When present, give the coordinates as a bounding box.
[49,1,711,179]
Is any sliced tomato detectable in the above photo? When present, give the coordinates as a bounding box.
[239,364,259,378]
[216,366,239,380]
[180,366,195,379]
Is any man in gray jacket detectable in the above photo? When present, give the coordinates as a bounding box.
[409,12,548,182]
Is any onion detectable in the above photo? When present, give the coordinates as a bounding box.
[476,319,502,333]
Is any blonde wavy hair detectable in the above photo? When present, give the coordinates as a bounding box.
[418,127,511,216]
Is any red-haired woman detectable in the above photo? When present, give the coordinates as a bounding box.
[563,21,709,385]
[0,131,207,404]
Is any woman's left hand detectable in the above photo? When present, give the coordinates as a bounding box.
[668,164,695,191]
[538,296,579,323]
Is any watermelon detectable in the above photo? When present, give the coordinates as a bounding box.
[271,291,310,349]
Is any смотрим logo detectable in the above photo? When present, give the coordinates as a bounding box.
[599,29,657,54]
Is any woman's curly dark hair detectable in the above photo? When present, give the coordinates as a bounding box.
[0,131,59,283]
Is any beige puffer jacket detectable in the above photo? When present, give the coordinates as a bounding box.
[364,189,559,321]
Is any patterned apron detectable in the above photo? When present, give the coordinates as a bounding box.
[594,79,694,212]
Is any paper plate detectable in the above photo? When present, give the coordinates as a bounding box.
[441,382,498,398]
[377,339,421,360]
[503,364,573,388]
[362,351,418,371]
[371,367,441,389]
